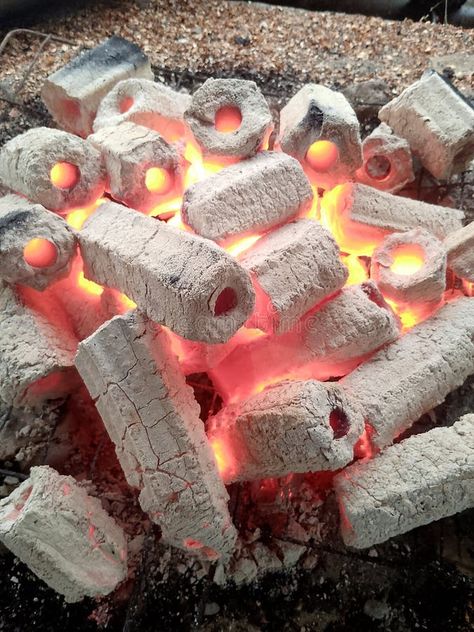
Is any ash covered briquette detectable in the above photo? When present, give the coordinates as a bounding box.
[42,36,154,138]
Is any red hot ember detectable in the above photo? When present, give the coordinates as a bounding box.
[94,78,192,144]
[0,194,77,290]
[182,151,313,244]
[207,379,364,483]
[278,83,363,189]
[0,281,78,408]
[0,34,473,593]
[210,282,400,403]
[320,182,464,257]
[370,228,447,310]
[184,78,273,159]
[241,219,348,334]
[0,128,105,212]
[356,123,415,194]
[78,200,255,343]
[89,121,183,213]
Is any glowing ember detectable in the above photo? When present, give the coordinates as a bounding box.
[119,294,137,310]
[66,197,106,230]
[304,186,320,221]
[385,297,440,332]
[183,140,229,188]
[341,254,368,286]
[463,280,474,297]
[213,287,237,316]
[389,244,425,276]
[329,408,350,439]
[23,238,58,268]
[210,437,236,480]
[214,106,242,133]
[320,184,389,257]
[354,423,376,459]
[365,154,391,181]
[119,96,134,113]
[226,234,261,257]
[145,166,173,194]
[168,211,192,232]
[306,140,339,172]
[148,196,182,218]
[78,271,103,296]
[50,162,79,189]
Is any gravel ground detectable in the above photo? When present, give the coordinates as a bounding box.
[0,0,473,106]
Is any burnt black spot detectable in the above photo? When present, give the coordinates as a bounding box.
[329,407,350,439]
[305,102,324,134]
[168,274,180,285]
[55,36,149,77]
[0,210,31,247]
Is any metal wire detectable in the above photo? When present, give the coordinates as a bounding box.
[0,28,75,107]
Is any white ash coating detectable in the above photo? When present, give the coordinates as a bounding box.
[370,228,447,305]
[334,415,474,549]
[0,194,77,290]
[42,35,153,138]
[241,219,348,334]
[78,200,254,343]
[93,78,191,143]
[379,71,474,180]
[444,221,474,283]
[324,183,464,254]
[207,379,364,483]
[88,122,182,212]
[356,122,415,193]
[0,282,77,408]
[75,311,237,560]
[341,298,474,449]
[182,151,313,243]
[0,465,127,602]
[184,78,273,158]
[345,183,464,237]
[209,282,401,403]
[279,83,362,186]
[300,281,400,364]
[0,128,105,212]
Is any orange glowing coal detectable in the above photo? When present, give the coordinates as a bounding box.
[78,271,103,296]
[303,185,321,221]
[148,197,182,219]
[145,166,174,195]
[306,140,339,172]
[119,95,134,113]
[168,211,193,232]
[389,244,425,276]
[66,197,106,230]
[50,162,79,189]
[215,106,242,133]
[210,437,236,479]
[70,256,103,297]
[385,297,441,332]
[320,184,389,257]
[463,280,474,297]
[23,238,58,268]
[341,254,368,286]
[119,294,137,310]
[226,234,261,257]
[183,140,230,188]
[354,423,376,459]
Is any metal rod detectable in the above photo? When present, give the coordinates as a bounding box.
[0,28,75,106]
